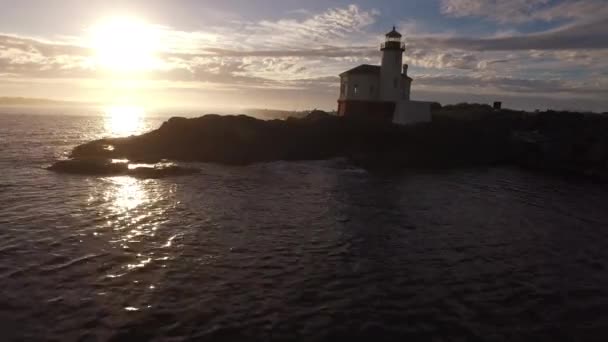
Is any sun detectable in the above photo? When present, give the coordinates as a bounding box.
[90,17,161,72]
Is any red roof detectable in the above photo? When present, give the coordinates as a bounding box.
[340,64,412,80]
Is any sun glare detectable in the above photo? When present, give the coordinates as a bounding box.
[104,106,145,137]
[90,17,161,72]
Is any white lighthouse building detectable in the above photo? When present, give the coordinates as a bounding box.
[337,27,432,125]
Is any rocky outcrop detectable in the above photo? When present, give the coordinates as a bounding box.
[67,111,512,169]
[47,158,199,178]
[437,105,608,181]
[48,158,129,175]
[55,107,608,180]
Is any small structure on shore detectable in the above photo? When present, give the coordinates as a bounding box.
[337,27,432,125]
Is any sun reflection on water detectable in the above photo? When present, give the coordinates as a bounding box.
[85,175,182,312]
[86,171,181,313]
[95,178,166,273]
[104,105,145,137]
[110,176,147,211]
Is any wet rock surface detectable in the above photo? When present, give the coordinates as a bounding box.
[48,158,199,178]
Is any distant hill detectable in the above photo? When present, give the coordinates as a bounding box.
[0,97,78,106]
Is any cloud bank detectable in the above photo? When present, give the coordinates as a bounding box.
[0,1,606,111]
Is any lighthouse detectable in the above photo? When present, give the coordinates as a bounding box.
[337,27,430,125]
[380,26,409,102]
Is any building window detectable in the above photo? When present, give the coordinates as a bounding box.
[340,83,345,96]
[370,85,375,95]
[395,54,400,65]
[354,84,359,94]
[394,78,398,89]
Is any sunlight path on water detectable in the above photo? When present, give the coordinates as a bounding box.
[103,106,147,137]
[85,175,181,312]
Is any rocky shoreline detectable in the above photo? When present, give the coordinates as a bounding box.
[48,105,608,181]
[47,159,200,178]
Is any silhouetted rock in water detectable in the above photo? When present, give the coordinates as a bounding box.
[66,107,608,180]
[435,104,608,180]
[48,158,129,175]
[72,113,343,164]
[69,111,510,169]
[47,158,199,178]
[128,165,200,179]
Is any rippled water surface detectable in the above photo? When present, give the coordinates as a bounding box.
[1,112,608,341]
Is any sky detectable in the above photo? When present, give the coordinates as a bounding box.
[0,0,606,112]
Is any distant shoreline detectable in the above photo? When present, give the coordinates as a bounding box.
[0,97,87,106]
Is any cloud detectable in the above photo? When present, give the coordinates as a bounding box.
[405,49,480,70]
[232,4,379,50]
[418,0,608,52]
[411,17,608,51]
[286,9,312,16]
[440,0,550,23]
[415,74,608,97]
[0,34,94,79]
[0,34,87,58]
[439,0,608,24]
[0,3,606,110]
[0,30,345,94]
[174,46,376,58]
[534,0,608,21]
[436,0,608,51]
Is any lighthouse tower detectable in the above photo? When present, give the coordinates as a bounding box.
[380,26,405,102]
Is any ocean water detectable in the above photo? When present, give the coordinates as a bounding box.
[1,111,608,341]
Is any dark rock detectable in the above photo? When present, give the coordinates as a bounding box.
[69,113,509,168]
[47,158,128,175]
[47,159,199,179]
[128,165,200,179]
[63,106,608,181]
